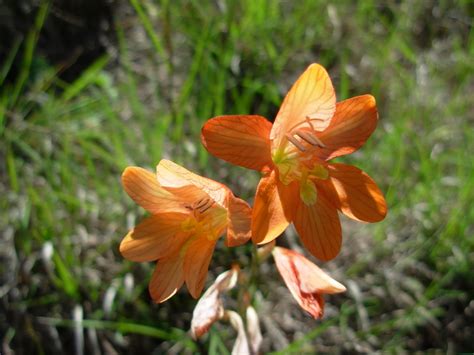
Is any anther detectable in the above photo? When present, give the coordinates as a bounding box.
[285,133,307,152]
[196,198,214,213]
[195,198,209,209]
[295,131,326,148]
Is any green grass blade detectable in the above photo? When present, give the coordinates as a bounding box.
[129,0,169,68]
[10,0,50,106]
[0,36,22,87]
[61,55,109,101]
[38,317,197,351]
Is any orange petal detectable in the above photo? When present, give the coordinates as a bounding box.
[293,190,342,261]
[149,255,185,303]
[317,95,378,161]
[270,63,336,150]
[251,170,298,244]
[156,159,228,207]
[320,163,387,222]
[201,115,273,171]
[122,167,189,214]
[226,195,252,247]
[120,213,189,262]
[183,237,217,299]
[272,246,346,319]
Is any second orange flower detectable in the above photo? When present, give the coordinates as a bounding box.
[120,159,252,302]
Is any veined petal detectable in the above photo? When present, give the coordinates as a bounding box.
[149,256,185,303]
[273,247,346,319]
[252,170,298,244]
[320,163,387,222]
[271,64,336,150]
[201,115,273,171]
[184,236,217,299]
[316,95,379,161]
[122,167,188,214]
[120,213,189,262]
[156,159,228,207]
[226,196,252,247]
[293,190,342,261]
[167,184,210,206]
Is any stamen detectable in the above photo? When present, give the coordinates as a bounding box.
[305,114,326,122]
[184,197,214,215]
[198,203,213,213]
[295,131,326,148]
[196,198,214,213]
[285,133,306,152]
[195,198,209,209]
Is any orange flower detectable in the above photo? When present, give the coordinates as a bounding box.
[272,246,346,319]
[120,159,251,303]
[201,63,387,261]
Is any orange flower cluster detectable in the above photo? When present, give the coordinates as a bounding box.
[120,64,387,320]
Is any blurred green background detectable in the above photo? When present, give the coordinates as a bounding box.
[1,0,473,353]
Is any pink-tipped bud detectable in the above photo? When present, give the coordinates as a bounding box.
[272,247,346,319]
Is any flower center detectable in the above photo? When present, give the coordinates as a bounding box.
[272,144,328,182]
[285,128,326,153]
[190,197,214,214]
[272,128,329,206]
[182,197,228,240]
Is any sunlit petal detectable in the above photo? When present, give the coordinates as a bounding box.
[271,63,336,150]
[156,159,228,207]
[201,115,273,171]
[316,95,378,161]
[120,213,189,262]
[320,163,387,222]
[122,167,188,214]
